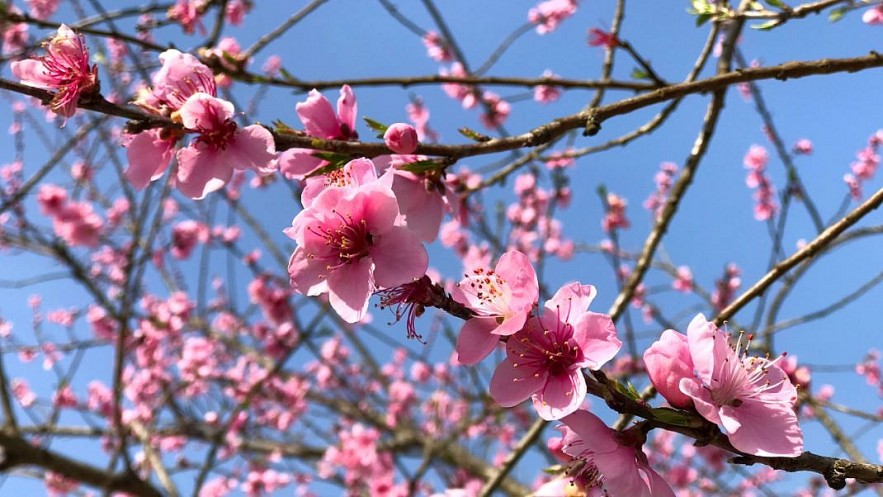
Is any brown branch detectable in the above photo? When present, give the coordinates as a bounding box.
[0,432,163,497]
[715,187,883,325]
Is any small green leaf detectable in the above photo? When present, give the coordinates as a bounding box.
[458,127,491,142]
[279,68,297,82]
[828,7,847,22]
[650,407,706,428]
[751,19,781,30]
[610,380,641,401]
[363,116,389,136]
[630,67,650,80]
[765,0,786,8]
[272,120,297,135]
[695,12,712,27]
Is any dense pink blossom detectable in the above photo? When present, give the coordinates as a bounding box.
[672,265,693,293]
[286,180,428,323]
[440,62,477,109]
[653,314,804,457]
[11,24,98,120]
[489,282,620,420]
[406,96,439,142]
[711,263,741,311]
[644,162,677,219]
[528,0,578,34]
[479,91,511,129]
[560,409,675,497]
[451,250,538,365]
[384,123,419,154]
[743,145,777,221]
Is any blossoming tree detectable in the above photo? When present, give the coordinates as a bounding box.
[1,0,883,496]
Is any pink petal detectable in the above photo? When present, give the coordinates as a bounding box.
[228,125,277,175]
[560,409,618,453]
[686,313,727,383]
[679,377,722,425]
[532,371,586,420]
[356,185,400,235]
[336,84,357,134]
[455,319,500,365]
[124,130,174,189]
[489,359,546,407]
[325,258,373,323]
[278,148,324,180]
[391,171,444,242]
[572,311,621,369]
[545,282,596,322]
[10,59,54,88]
[297,89,339,139]
[494,250,538,310]
[720,400,803,457]
[288,248,327,296]
[370,226,428,288]
[176,144,233,199]
[178,93,235,129]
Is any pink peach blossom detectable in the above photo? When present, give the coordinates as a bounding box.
[286,181,428,323]
[528,0,578,35]
[11,24,98,120]
[451,250,538,365]
[175,93,277,198]
[679,314,804,457]
[560,409,675,497]
[489,282,620,420]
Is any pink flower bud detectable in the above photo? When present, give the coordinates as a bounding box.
[643,329,694,409]
[384,123,419,154]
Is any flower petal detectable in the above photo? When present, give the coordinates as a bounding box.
[176,144,233,199]
[326,258,373,323]
[489,359,546,407]
[455,318,500,365]
[720,399,803,457]
[370,226,428,288]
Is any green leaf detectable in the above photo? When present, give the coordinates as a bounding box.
[751,19,781,30]
[610,380,641,402]
[695,12,712,27]
[363,116,389,137]
[650,407,706,428]
[278,68,297,82]
[458,127,492,142]
[828,7,847,22]
[630,67,650,80]
[765,0,786,8]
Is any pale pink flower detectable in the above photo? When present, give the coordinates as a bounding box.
[529,0,578,35]
[534,70,561,104]
[176,93,277,198]
[167,0,205,35]
[226,0,251,25]
[793,138,813,155]
[384,123,419,154]
[678,314,804,456]
[406,96,438,142]
[286,181,428,323]
[479,91,511,129]
[170,220,210,259]
[296,85,359,140]
[602,193,629,232]
[2,9,29,55]
[11,24,98,120]
[134,49,217,115]
[560,409,675,497]
[672,265,693,293]
[489,282,620,420]
[27,0,59,20]
[450,250,538,365]
[863,5,883,25]
[422,31,453,62]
